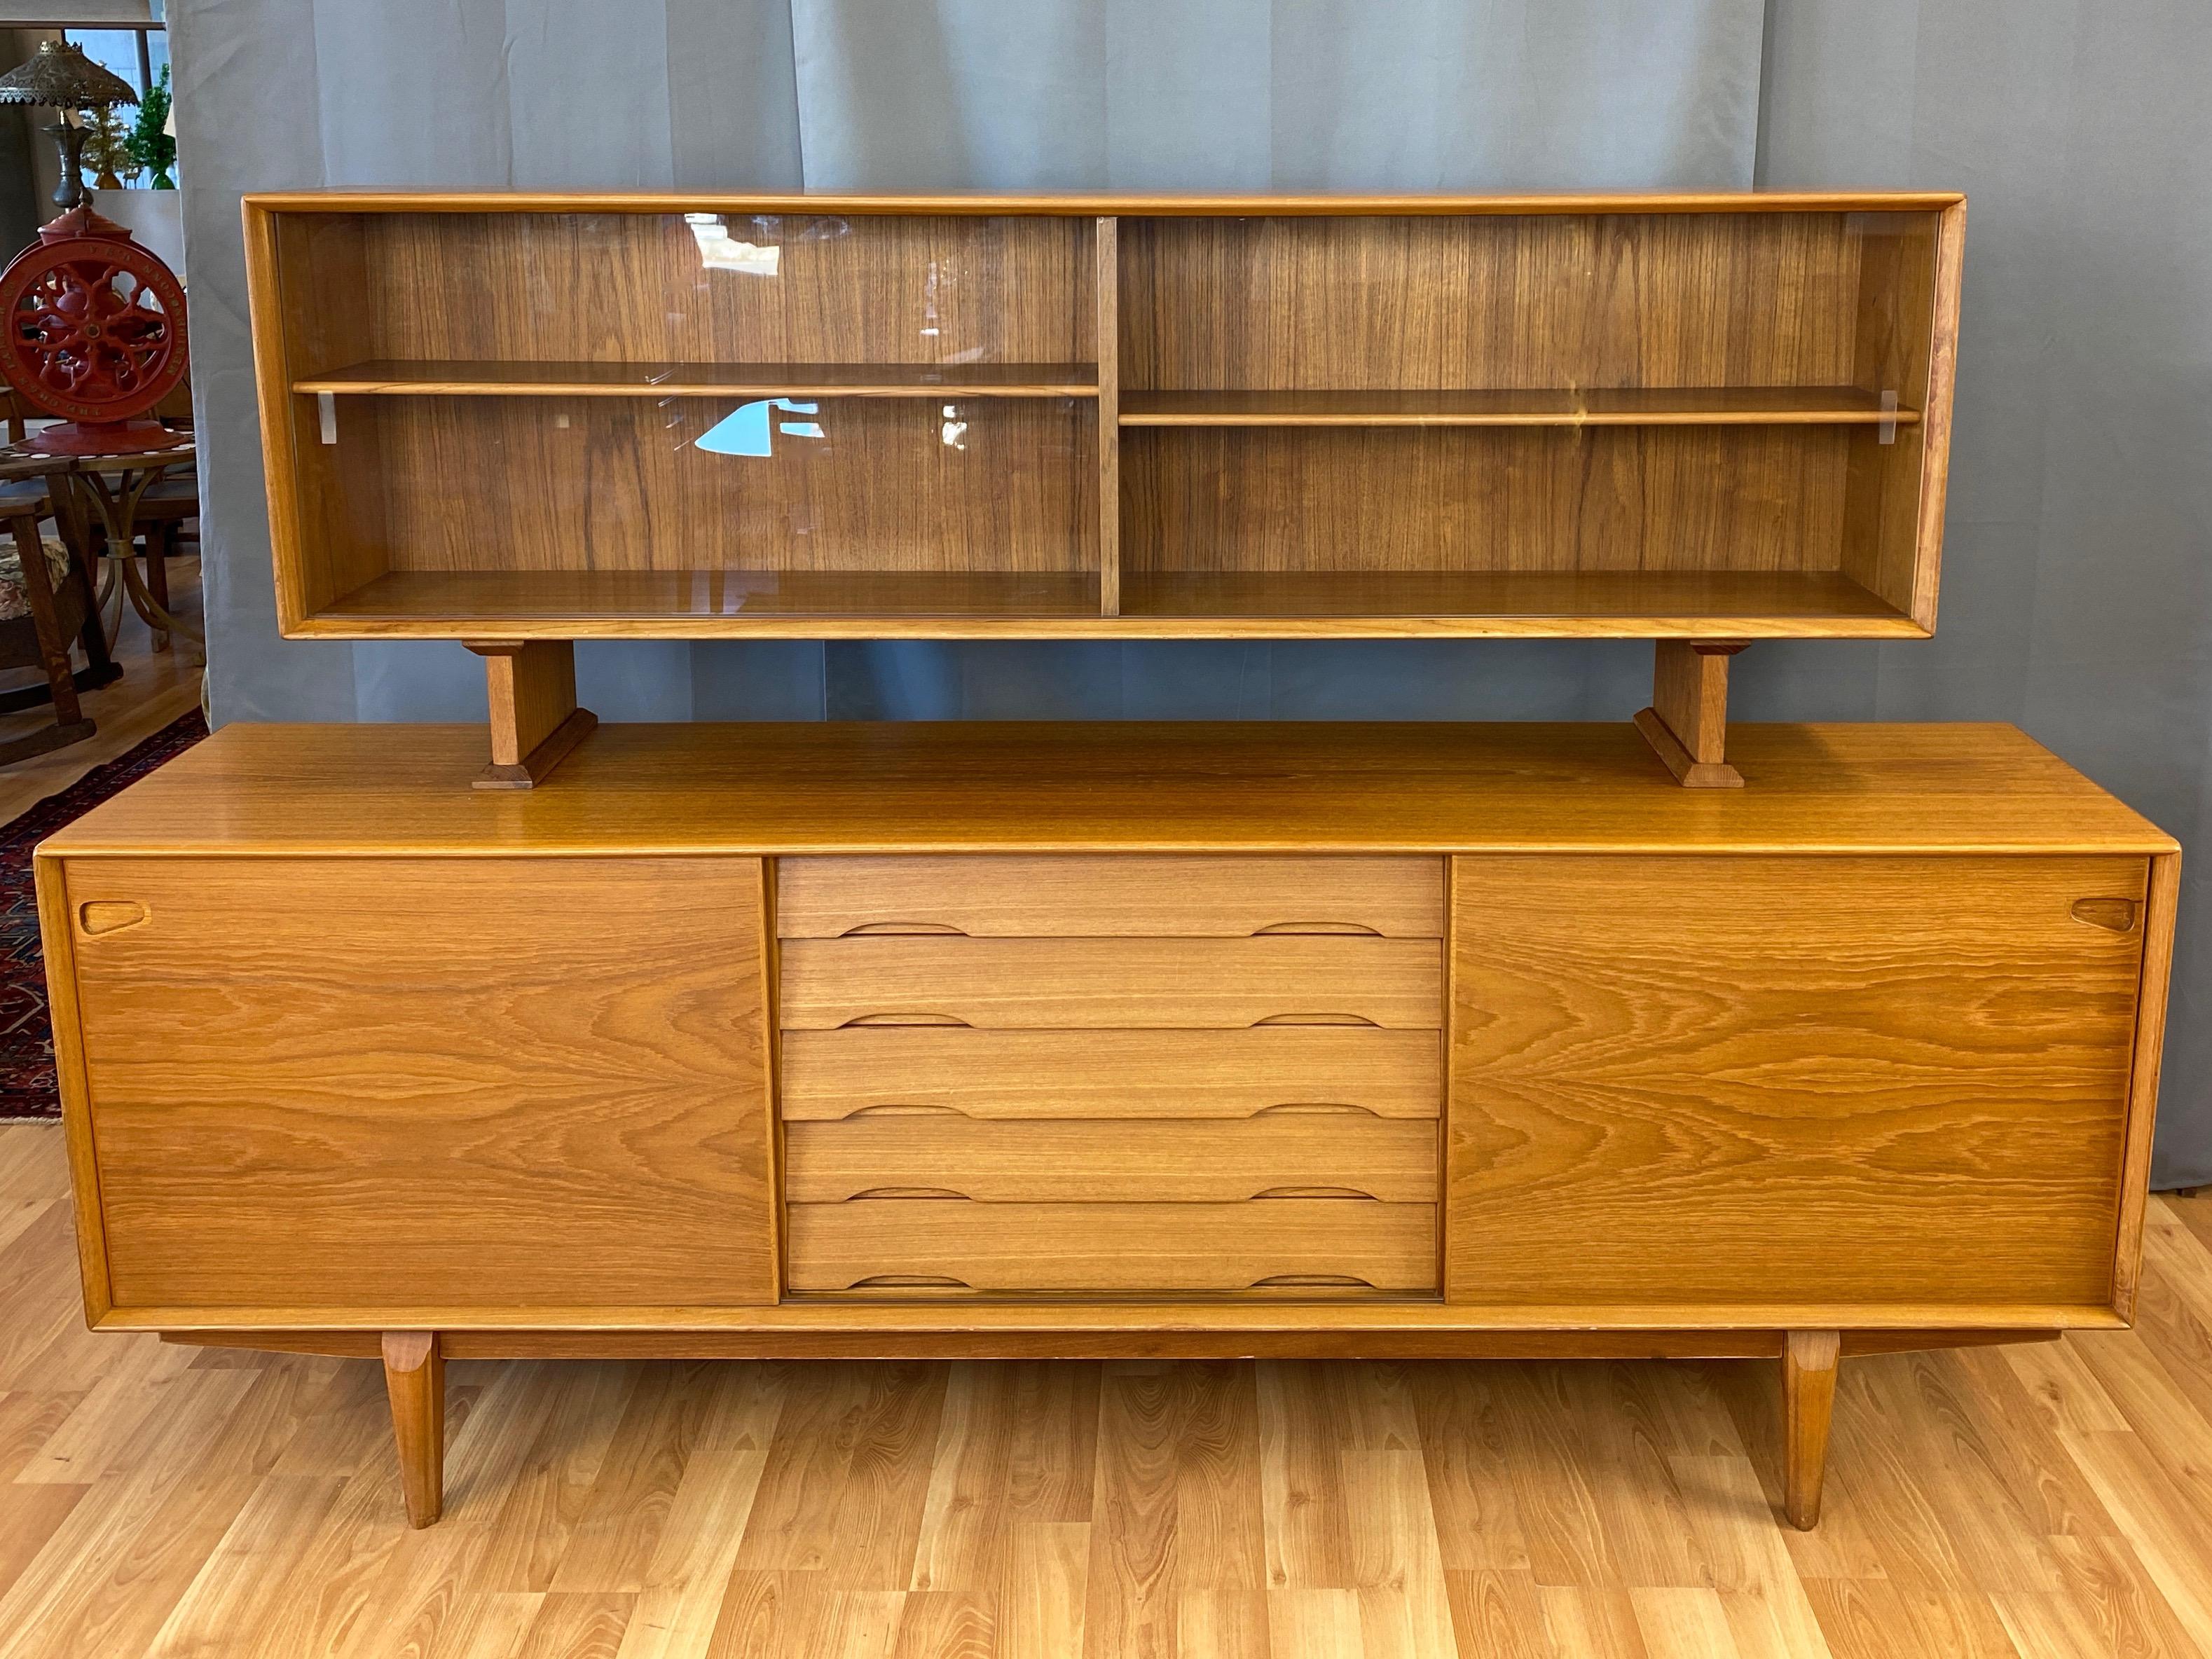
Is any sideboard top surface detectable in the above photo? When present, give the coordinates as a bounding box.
[39,722,2173,859]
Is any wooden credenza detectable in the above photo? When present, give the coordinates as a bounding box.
[36,720,2176,1533]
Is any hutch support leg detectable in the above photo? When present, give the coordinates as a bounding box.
[1635,640,1748,787]
[467,640,597,790]
[381,1330,445,1528]
[1782,1329,1841,1529]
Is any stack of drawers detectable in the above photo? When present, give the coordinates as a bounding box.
[776,856,1445,1296]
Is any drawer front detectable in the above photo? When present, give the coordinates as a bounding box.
[778,855,1443,938]
[779,936,1443,1029]
[64,855,778,1312]
[786,1199,1438,1293]
[785,1115,1440,1202]
[780,1027,1442,1120]
[1448,854,2149,1311]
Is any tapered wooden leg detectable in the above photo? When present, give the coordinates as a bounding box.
[1782,1329,1841,1529]
[466,640,597,790]
[381,1330,445,1528]
[1634,640,1748,787]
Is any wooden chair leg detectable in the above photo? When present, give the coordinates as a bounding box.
[142,524,172,652]
[381,1330,446,1528]
[1634,640,1748,787]
[466,640,597,790]
[1782,1329,1841,1529]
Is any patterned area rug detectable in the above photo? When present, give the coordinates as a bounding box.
[0,710,208,1118]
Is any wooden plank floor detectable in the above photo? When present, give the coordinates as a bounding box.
[6,1125,2212,1657]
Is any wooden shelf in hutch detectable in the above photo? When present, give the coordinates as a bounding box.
[246,188,1964,785]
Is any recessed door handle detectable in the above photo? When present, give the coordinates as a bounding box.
[78,900,148,937]
[2071,897,2140,933]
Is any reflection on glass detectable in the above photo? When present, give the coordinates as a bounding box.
[684,214,780,276]
[696,398,820,457]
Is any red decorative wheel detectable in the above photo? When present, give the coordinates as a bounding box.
[0,203,188,455]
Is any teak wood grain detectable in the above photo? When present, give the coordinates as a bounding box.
[777,936,1443,1029]
[36,722,2176,859]
[778,1027,1442,1120]
[782,1114,1441,1203]
[776,853,1443,937]
[60,855,779,1312]
[242,191,1963,643]
[1447,853,2149,1312]
[784,1199,1439,1294]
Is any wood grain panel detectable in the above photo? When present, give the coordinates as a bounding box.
[262,213,391,621]
[783,1115,1440,1202]
[778,937,1443,1029]
[779,1028,1441,1120]
[1119,213,1864,391]
[296,360,1099,397]
[1840,209,1947,621]
[776,854,1443,937]
[357,395,1095,579]
[1119,385,1921,426]
[359,212,1092,366]
[1121,425,1851,576]
[64,856,778,1310]
[1446,854,2147,1310]
[321,567,1106,626]
[249,188,1966,214]
[40,722,2177,861]
[785,1199,1438,1293]
[305,567,1920,638]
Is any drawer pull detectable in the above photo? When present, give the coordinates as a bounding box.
[1251,1274,1377,1289]
[846,1103,968,1117]
[849,1275,973,1290]
[1253,1103,1385,1117]
[78,900,149,937]
[1251,921,1382,936]
[2071,897,2140,933]
[848,1188,970,1201]
[838,921,969,936]
[839,1012,974,1028]
[1252,1186,1380,1201]
[1251,1013,1380,1027]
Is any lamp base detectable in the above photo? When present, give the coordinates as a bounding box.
[21,420,190,458]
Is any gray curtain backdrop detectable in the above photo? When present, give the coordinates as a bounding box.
[165,0,2211,1182]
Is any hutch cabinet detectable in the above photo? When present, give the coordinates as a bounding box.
[243,191,1963,785]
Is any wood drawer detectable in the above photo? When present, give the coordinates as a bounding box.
[778,937,1443,1029]
[62,855,778,1312]
[784,1115,1439,1202]
[780,1027,1441,1120]
[785,1199,1438,1293]
[777,855,1443,937]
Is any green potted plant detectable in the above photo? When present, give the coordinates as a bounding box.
[125,64,174,188]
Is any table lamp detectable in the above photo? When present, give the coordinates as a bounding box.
[0,41,139,214]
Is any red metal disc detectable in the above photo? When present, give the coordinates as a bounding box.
[0,205,188,428]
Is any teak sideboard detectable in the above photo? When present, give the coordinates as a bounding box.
[242,189,1964,785]
[37,721,2177,1534]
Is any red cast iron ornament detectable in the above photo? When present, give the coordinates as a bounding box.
[0,202,188,456]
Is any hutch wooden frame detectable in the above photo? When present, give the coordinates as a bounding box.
[243,190,1965,785]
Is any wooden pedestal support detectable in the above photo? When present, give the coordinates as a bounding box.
[380,1330,445,1528]
[466,640,597,789]
[1782,1329,1841,1530]
[1635,640,1749,787]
